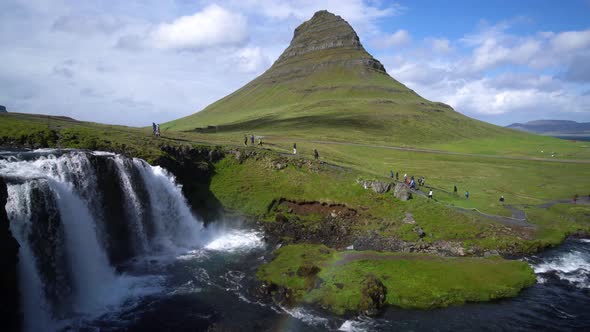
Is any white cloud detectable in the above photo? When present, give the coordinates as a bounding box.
[151,4,248,50]
[379,29,411,48]
[551,29,590,52]
[234,47,270,73]
[428,38,453,53]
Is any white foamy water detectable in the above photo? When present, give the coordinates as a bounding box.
[531,248,590,289]
[281,306,331,329]
[204,229,264,252]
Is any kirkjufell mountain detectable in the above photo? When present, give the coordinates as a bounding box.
[165,10,519,145]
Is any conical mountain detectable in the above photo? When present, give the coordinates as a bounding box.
[165,10,512,145]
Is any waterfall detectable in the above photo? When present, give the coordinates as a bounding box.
[0,150,204,330]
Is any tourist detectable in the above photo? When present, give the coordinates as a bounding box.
[404,173,407,180]
[314,149,319,160]
[573,194,578,204]
[454,185,458,194]
[251,134,255,145]
[152,122,156,136]
[395,172,399,180]
[499,195,505,203]
[428,189,433,199]
[422,177,426,187]
[465,191,469,199]
[244,136,248,146]
[258,138,263,146]
[155,124,161,138]
[390,170,394,178]
[410,178,416,189]
[293,143,297,155]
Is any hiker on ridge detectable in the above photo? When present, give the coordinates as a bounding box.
[251,134,255,145]
[152,122,156,136]
[244,136,248,146]
[314,149,319,160]
[428,189,433,199]
[293,143,297,155]
[155,124,161,138]
[454,185,458,194]
[465,191,469,199]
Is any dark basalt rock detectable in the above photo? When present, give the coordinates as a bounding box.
[359,274,387,316]
[0,177,21,331]
[155,145,224,223]
[0,105,7,112]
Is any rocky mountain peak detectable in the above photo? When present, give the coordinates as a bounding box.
[270,10,385,74]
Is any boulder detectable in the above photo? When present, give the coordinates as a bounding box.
[0,105,6,112]
[402,212,416,224]
[371,181,391,194]
[357,179,392,194]
[359,275,387,316]
[413,226,426,238]
[393,183,412,201]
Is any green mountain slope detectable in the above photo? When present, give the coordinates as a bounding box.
[164,10,538,146]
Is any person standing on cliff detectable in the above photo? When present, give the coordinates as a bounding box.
[293,143,297,155]
[152,122,156,136]
[155,124,161,138]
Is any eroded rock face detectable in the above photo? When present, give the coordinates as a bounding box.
[393,182,412,201]
[358,179,392,194]
[0,177,21,331]
[0,105,6,112]
[261,10,387,82]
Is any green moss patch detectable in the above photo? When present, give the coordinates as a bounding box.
[258,244,536,314]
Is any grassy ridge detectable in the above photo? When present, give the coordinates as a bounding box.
[257,244,536,313]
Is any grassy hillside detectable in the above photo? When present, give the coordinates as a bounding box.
[161,11,570,155]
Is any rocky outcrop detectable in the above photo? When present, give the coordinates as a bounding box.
[0,105,6,112]
[359,275,387,316]
[0,177,21,331]
[155,145,224,223]
[250,10,387,85]
[357,179,393,194]
[393,182,412,201]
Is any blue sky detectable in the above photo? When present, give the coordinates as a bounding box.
[1,0,589,126]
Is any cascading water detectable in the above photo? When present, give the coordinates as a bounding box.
[0,150,205,331]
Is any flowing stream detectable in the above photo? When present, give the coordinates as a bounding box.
[1,150,588,331]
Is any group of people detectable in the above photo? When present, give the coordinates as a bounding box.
[244,134,263,146]
[388,171,486,202]
[152,123,160,137]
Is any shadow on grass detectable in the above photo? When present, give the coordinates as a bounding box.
[184,114,387,134]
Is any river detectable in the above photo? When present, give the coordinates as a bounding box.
[1,150,588,331]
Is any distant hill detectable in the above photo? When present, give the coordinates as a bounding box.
[507,120,590,135]
[164,10,523,146]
